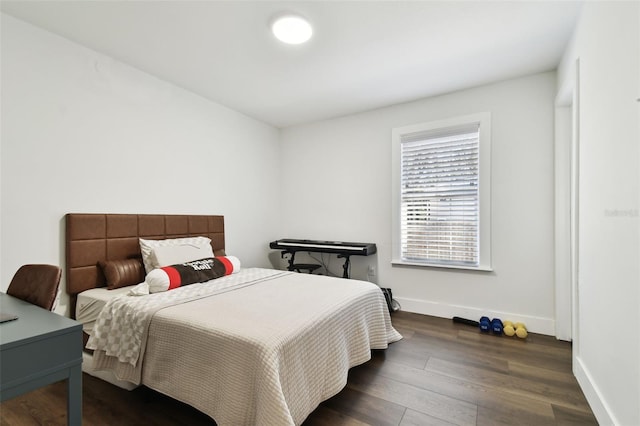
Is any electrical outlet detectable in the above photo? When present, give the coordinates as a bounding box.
[367,265,376,276]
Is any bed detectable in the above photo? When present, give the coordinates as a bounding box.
[65,213,401,426]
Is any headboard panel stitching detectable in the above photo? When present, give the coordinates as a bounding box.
[65,213,225,317]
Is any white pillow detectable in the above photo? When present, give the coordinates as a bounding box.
[139,236,212,274]
[150,243,214,270]
[128,282,150,296]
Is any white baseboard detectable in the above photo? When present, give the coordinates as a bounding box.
[574,355,615,425]
[395,297,556,336]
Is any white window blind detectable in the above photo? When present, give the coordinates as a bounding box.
[400,124,480,267]
[392,112,491,271]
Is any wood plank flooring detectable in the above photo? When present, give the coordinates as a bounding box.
[0,311,598,425]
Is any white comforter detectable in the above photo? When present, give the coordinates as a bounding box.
[88,268,402,426]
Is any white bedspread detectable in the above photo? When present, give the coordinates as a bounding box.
[87,268,283,368]
[89,268,402,425]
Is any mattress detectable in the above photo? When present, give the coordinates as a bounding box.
[76,285,136,335]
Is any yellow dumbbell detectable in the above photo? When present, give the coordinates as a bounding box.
[503,321,516,337]
[515,322,528,339]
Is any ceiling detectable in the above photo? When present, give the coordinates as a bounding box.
[1,1,583,128]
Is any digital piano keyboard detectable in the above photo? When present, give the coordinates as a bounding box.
[269,239,377,278]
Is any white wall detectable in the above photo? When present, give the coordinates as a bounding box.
[280,72,557,334]
[4,5,638,424]
[0,14,282,314]
[557,2,639,425]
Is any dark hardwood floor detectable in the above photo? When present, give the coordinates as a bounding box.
[0,311,598,425]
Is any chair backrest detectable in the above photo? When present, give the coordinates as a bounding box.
[7,264,62,311]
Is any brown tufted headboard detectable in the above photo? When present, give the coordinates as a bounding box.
[65,213,225,316]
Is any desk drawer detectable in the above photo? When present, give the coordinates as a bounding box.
[1,329,82,389]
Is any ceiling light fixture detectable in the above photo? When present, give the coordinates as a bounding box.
[271,14,313,45]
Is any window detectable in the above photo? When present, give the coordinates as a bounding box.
[391,113,492,271]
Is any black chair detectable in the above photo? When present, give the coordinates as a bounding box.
[292,263,321,274]
[6,264,62,311]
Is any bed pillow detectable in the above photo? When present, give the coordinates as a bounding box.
[99,258,146,290]
[139,236,212,274]
[150,243,214,270]
[146,256,240,293]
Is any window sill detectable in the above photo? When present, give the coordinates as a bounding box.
[391,259,494,272]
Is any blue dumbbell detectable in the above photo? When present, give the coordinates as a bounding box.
[479,316,491,332]
[491,318,503,335]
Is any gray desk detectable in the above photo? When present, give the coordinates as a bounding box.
[0,292,83,425]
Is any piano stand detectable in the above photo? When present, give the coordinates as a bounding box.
[337,254,351,279]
